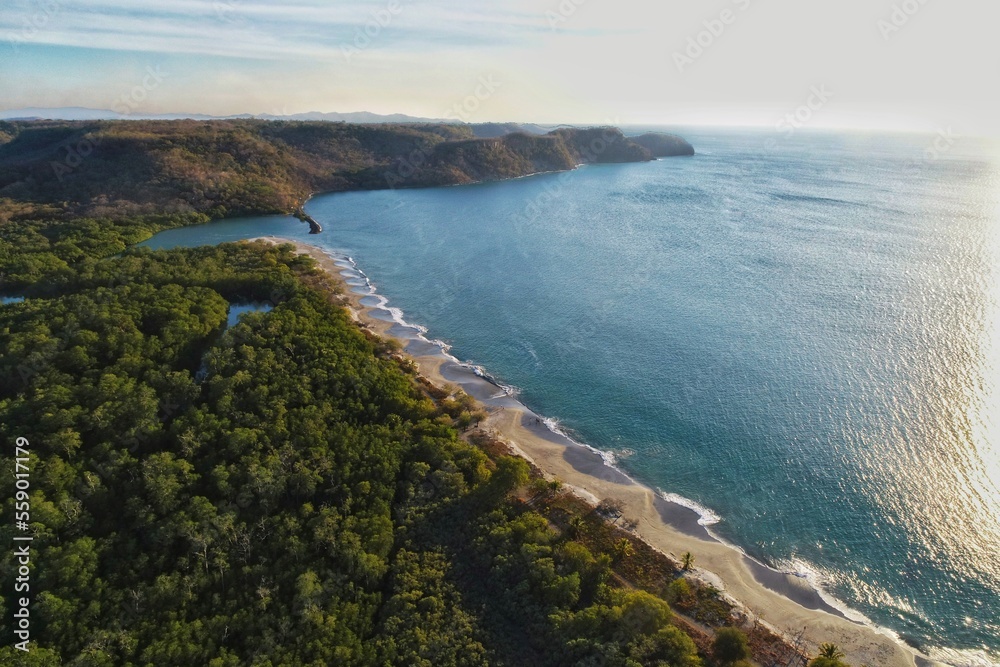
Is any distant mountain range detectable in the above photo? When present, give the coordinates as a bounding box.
[0,106,445,123]
[0,107,555,137]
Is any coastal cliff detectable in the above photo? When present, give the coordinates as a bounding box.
[631,132,697,157]
[0,120,692,220]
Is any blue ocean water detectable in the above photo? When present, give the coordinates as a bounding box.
[142,129,1000,664]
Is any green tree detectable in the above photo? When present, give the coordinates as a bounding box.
[0,646,64,666]
[0,218,714,667]
[666,578,692,604]
[819,644,845,660]
[712,627,750,665]
[628,626,702,667]
[613,538,635,562]
[482,456,530,501]
[809,644,849,667]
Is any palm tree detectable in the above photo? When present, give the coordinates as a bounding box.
[681,552,694,571]
[613,538,635,562]
[818,644,845,660]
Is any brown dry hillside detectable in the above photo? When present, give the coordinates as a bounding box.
[0,120,693,221]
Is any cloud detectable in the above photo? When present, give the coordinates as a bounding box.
[0,0,562,61]
[2,0,997,134]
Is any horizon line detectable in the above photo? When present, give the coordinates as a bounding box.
[0,107,994,139]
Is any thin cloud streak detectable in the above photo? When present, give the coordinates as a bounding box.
[2,0,560,61]
[1,0,997,134]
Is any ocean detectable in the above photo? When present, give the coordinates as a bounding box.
[141,128,1000,665]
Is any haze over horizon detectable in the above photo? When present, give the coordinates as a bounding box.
[1,0,999,137]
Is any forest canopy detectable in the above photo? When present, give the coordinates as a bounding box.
[0,213,708,666]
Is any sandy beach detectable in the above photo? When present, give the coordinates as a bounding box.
[255,236,933,667]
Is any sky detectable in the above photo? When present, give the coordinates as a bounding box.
[1,0,999,136]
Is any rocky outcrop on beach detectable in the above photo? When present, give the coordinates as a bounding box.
[293,207,322,234]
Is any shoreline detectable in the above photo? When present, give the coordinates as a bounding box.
[254,236,938,667]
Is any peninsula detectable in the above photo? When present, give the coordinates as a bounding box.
[0,120,693,221]
[0,119,893,667]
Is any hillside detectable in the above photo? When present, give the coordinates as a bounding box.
[0,131,839,667]
[630,133,697,158]
[0,120,694,221]
[469,122,550,138]
[0,216,748,667]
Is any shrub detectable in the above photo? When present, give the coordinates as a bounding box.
[712,627,750,664]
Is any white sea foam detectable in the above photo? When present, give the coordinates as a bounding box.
[334,252,524,399]
[926,647,1000,667]
[461,363,520,398]
[424,338,453,354]
[779,557,881,626]
[322,246,981,667]
[658,492,722,526]
[541,417,639,475]
[765,555,961,660]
